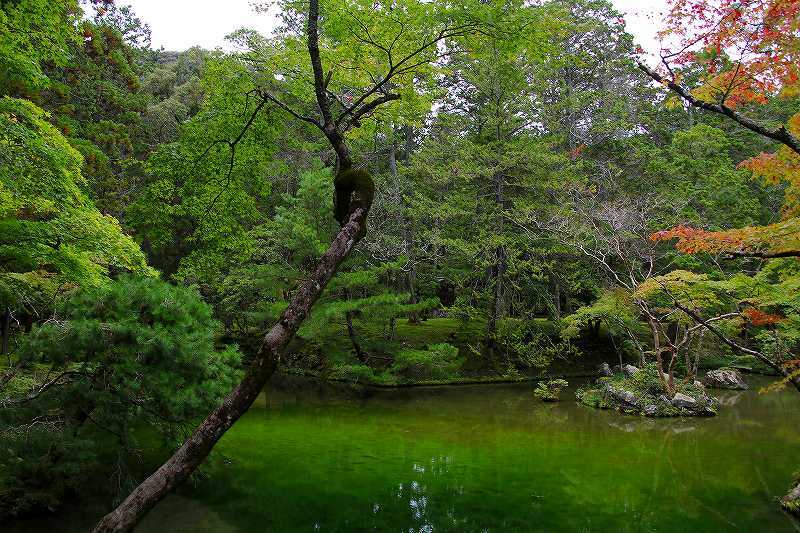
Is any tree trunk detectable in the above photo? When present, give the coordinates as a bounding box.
[92,194,371,533]
[645,311,672,395]
[486,169,506,362]
[345,310,367,363]
[551,278,561,319]
[406,263,420,324]
[403,124,413,163]
[1,306,9,355]
[388,133,397,178]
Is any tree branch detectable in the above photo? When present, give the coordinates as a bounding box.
[636,61,800,155]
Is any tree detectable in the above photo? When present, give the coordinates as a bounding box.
[0,96,153,353]
[0,0,81,96]
[92,1,490,530]
[0,276,241,518]
[639,0,800,258]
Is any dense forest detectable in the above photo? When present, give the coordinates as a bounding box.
[1,0,799,531]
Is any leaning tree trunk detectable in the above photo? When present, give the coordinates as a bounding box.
[92,179,372,533]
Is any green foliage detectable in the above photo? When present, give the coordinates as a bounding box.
[0,0,80,94]
[533,379,569,402]
[497,319,578,370]
[1,276,241,516]
[0,96,153,317]
[328,363,376,384]
[387,343,463,382]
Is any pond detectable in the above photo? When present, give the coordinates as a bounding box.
[9,376,800,532]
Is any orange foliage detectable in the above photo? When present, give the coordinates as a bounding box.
[655,2,800,258]
[743,307,784,325]
[650,218,800,257]
[662,0,800,106]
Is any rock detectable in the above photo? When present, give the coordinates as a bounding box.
[611,364,640,377]
[622,364,640,377]
[693,380,704,390]
[597,362,613,377]
[671,392,697,409]
[604,384,639,407]
[643,405,658,417]
[782,480,800,517]
[657,394,671,406]
[703,368,748,390]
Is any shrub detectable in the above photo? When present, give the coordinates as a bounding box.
[0,276,242,517]
[387,343,462,381]
[328,363,376,383]
[533,379,569,402]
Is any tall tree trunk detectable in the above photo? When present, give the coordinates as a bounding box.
[406,263,420,324]
[403,124,413,164]
[92,190,371,533]
[550,277,561,319]
[345,310,367,363]
[486,169,506,363]
[1,306,9,355]
[388,132,397,178]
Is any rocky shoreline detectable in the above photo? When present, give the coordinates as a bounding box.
[576,363,728,417]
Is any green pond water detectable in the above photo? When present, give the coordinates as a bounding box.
[9,376,800,532]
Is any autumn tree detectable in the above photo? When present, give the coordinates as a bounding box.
[639,0,800,258]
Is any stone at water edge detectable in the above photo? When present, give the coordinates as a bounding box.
[703,368,748,390]
[604,383,639,407]
[643,405,658,417]
[597,362,613,377]
[782,481,800,517]
[671,392,697,409]
[610,364,640,377]
[622,364,640,377]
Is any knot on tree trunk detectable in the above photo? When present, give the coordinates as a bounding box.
[333,167,375,235]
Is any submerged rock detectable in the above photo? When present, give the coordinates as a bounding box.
[703,368,748,390]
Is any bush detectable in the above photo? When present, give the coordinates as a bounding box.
[387,343,462,381]
[533,379,569,402]
[0,276,242,517]
[328,363,376,383]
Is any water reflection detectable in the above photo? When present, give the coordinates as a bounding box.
[141,378,800,532]
[8,377,798,533]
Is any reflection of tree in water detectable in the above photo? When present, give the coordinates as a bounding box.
[606,419,697,434]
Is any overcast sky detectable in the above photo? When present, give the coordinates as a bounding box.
[125,0,669,55]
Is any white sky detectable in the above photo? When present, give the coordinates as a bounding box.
[126,0,669,54]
